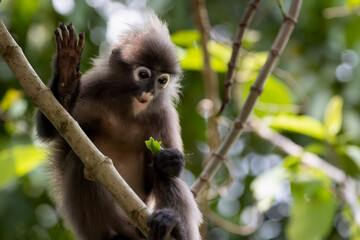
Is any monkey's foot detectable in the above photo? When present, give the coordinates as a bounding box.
[55,23,84,97]
[154,149,184,178]
[147,209,188,240]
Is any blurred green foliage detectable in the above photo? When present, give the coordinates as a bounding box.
[1,0,360,240]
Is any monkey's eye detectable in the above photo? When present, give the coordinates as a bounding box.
[134,66,151,81]
[157,74,170,88]
[139,71,149,79]
[158,77,167,85]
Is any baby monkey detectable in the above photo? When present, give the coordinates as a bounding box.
[36,13,201,240]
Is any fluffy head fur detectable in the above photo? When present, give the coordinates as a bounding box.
[87,11,181,107]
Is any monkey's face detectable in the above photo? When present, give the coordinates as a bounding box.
[131,65,171,115]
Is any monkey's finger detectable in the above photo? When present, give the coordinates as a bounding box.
[76,32,85,53]
[67,23,77,49]
[75,59,81,73]
[60,23,69,47]
[54,29,62,51]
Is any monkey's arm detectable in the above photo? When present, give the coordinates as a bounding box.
[147,106,202,240]
[36,23,84,140]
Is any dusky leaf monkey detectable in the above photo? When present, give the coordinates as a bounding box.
[35,12,202,240]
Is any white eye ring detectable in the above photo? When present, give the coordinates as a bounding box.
[157,73,170,88]
[133,66,151,81]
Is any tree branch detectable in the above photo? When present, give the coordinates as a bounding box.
[191,0,303,197]
[191,0,220,150]
[0,19,152,237]
[217,0,261,116]
[204,207,260,235]
[272,67,310,113]
[249,118,360,228]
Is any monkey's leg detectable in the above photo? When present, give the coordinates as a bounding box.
[35,23,84,140]
[59,150,139,240]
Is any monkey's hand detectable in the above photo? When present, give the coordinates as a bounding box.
[153,149,184,178]
[147,209,188,240]
[54,23,84,97]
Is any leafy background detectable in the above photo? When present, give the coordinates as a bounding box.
[1,0,360,240]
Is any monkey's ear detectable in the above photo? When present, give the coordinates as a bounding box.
[109,48,132,73]
[110,48,124,64]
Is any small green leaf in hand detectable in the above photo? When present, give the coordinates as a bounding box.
[145,137,163,154]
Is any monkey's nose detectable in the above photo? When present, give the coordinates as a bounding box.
[139,92,153,103]
[147,88,155,95]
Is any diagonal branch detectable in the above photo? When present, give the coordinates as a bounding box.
[191,0,303,197]
[249,118,360,228]
[0,20,152,237]
[217,0,261,116]
[204,207,260,235]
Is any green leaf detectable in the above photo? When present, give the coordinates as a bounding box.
[335,145,360,178]
[207,41,231,66]
[286,180,337,240]
[0,88,24,111]
[283,155,301,170]
[145,137,163,154]
[324,95,343,137]
[348,0,360,9]
[238,52,268,73]
[345,145,360,168]
[171,30,200,47]
[0,145,46,186]
[268,113,327,140]
[304,143,326,155]
[177,47,203,71]
[239,75,296,117]
[177,46,228,72]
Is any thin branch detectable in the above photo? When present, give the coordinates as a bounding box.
[191,0,303,197]
[217,0,261,116]
[276,0,286,18]
[249,118,360,228]
[272,67,310,112]
[191,0,220,150]
[204,207,260,235]
[226,46,309,113]
[0,20,151,237]
[249,118,346,182]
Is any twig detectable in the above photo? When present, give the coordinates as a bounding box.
[191,0,303,197]
[204,207,260,235]
[273,67,309,112]
[217,0,261,116]
[249,118,360,228]
[276,0,286,18]
[191,0,220,150]
[0,20,151,237]
[249,118,346,182]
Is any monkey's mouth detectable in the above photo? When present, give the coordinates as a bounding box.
[136,97,149,104]
[133,92,154,114]
[136,92,153,104]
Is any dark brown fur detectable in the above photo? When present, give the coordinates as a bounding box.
[36,14,201,240]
